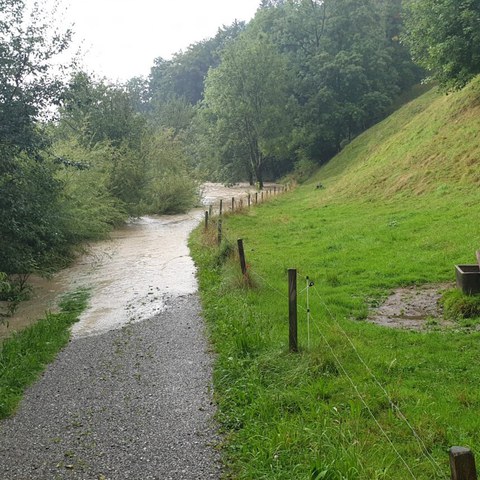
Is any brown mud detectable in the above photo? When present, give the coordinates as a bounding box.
[368,283,454,330]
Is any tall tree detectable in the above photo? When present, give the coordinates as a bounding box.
[60,72,146,149]
[148,21,246,106]
[0,0,73,275]
[203,34,293,187]
[252,0,421,161]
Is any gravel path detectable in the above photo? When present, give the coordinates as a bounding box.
[0,295,221,480]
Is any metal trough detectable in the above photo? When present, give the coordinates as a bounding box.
[455,264,480,295]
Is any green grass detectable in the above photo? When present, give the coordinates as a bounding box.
[441,290,480,324]
[190,77,480,479]
[0,289,89,419]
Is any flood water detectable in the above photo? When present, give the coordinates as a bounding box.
[0,183,261,340]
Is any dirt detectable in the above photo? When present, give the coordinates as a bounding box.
[367,283,454,331]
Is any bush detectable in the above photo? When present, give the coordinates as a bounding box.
[140,129,199,214]
[0,153,69,274]
[291,153,318,184]
[53,138,127,242]
[144,172,198,214]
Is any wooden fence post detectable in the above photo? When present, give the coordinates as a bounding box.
[237,239,247,276]
[209,204,213,217]
[217,219,223,245]
[255,192,258,204]
[219,199,223,216]
[261,192,264,203]
[450,447,477,480]
[288,269,298,353]
[205,211,209,230]
[232,197,235,212]
[248,194,251,208]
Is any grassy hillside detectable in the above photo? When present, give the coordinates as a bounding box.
[190,77,480,480]
[315,78,480,200]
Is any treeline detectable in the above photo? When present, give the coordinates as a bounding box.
[147,0,423,186]
[1,0,479,295]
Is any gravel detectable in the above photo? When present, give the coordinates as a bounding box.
[0,294,221,480]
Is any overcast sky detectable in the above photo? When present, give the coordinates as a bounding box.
[50,0,261,82]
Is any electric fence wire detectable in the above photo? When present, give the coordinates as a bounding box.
[206,213,444,477]
[249,269,287,299]
[309,285,447,479]
[245,266,448,479]
[245,268,418,479]
[307,308,418,480]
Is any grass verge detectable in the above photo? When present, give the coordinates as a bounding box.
[0,289,89,419]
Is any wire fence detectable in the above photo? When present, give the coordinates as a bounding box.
[199,189,475,480]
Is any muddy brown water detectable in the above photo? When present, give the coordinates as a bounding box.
[0,183,267,340]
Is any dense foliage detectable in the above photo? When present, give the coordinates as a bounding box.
[0,0,72,275]
[403,0,480,91]
[0,1,198,292]
[192,0,423,183]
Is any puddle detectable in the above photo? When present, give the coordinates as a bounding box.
[368,283,454,330]
[0,183,269,339]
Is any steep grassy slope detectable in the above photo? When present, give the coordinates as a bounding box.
[190,77,480,480]
[315,78,480,199]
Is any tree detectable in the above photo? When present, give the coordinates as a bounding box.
[148,21,246,106]
[0,0,72,153]
[60,72,146,149]
[203,34,294,187]
[403,0,480,91]
[252,0,421,161]
[0,0,73,275]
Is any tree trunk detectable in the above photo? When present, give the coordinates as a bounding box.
[255,163,264,189]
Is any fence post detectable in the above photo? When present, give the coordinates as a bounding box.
[255,192,258,204]
[261,192,264,203]
[288,269,298,353]
[237,239,247,276]
[209,204,213,217]
[205,211,209,230]
[217,219,223,245]
[219,199,223,216]
[450,447,477,480]
[232,197,235,212]
[248,194,251,208]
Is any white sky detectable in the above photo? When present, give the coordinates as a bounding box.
[53,0,261,82]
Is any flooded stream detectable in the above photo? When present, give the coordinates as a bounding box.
[0,183,260,339]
